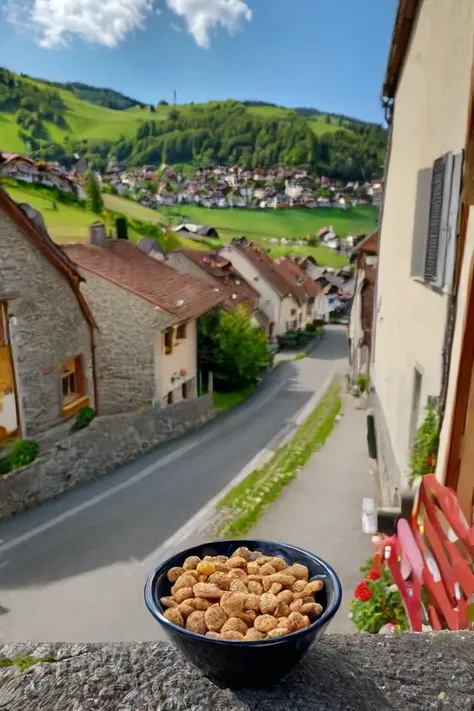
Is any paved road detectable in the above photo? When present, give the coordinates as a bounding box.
[0,327,347,642]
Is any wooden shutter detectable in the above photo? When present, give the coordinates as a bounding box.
[441,152,463,293]
[424,155,449,281]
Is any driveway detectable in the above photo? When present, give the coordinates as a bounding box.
[0,326,347,642]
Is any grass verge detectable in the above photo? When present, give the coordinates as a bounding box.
[213,385,256,411]
[216,379,342,536]
[0,657,54,672]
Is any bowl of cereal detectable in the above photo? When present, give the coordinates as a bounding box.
[144,539,342,688]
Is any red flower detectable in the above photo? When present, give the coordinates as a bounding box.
[368,571,381,580]
[426,453,435,469]
[354,581,372,602]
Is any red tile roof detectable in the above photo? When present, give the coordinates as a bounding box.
[0,188,95,328]
[274,257,323,302]
[352,230,379,259]
[62,240,225,322]
[230,239,294,296]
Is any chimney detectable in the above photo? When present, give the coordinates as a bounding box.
[90,221,106,247]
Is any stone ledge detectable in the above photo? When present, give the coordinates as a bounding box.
[1,634,472,710]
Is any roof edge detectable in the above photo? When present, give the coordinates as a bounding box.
[382,0,421,100]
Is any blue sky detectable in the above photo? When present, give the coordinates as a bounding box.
[0,0,397,124]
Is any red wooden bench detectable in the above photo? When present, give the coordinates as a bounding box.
[374,475,474,631]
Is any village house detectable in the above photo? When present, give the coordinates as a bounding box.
[63,229,224,413]
[0,153,82,197]
[0,189,96,441]
[371,0,474,521]
[219,239,316,337]
[348,231,378,382]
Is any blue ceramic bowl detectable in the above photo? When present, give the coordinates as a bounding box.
[144,539,342,688]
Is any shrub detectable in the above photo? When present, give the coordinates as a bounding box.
[350,566,409,634]
[11,440,39,469]
[71,406,96,431]
[410,404,440,484]
[0,456,12,475]
[355,374,370,393]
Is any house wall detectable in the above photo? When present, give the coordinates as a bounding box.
[279,296,308,331]
[349,266,365,377]
[155,319,198,404]
[0,210,94,438]
[372,0,474,495]
[166,253,216,285]
[77,270,173,415]
[218,246,283,333]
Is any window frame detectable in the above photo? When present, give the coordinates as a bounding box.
[177,323,187,340]
[164,329,174,355]
[60,355,86,413]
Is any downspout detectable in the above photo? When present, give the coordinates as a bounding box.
[89,324,99,416]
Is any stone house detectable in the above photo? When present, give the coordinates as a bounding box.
[348,231,378,382]
[0,189,96,441]
[372,0,474,519]
[63,234,224,413]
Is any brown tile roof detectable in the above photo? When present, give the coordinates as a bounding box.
[274,257,323,302]
[0,188,95,328]
[351,230,379,260]
[62,240,225,322]
[230,239,293,296]
[174,249,260,311]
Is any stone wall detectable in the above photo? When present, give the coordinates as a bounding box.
[0,210,94,438]
[77,270,173,415]
[1,634,472,710]
[0,394,216,520]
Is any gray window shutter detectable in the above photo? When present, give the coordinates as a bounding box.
[442,151,463,293]
[424,154,449,282]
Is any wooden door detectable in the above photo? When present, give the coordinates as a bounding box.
[457,364,474,524]
[0,303,17,440]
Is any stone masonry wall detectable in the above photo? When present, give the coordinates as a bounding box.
[0,210,94,438]
[0,394,216,520]
[77,270,173,415]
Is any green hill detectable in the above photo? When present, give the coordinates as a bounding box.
[0,67,386,181]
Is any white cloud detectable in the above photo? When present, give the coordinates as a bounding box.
[4,0,253,48]
[166,0,252,48]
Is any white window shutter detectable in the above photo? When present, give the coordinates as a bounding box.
[441,151,463,293]
[434,153,454,288]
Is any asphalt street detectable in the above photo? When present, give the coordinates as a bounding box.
[0,326,347,642]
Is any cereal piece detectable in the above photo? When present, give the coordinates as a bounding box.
[160,596,177,609]
[256,556,273,566]
[221,630,245,641]
[232,547,252,561]
[244,594,261,611]
[246,561,260,576]
[193,583,223,600]
[248,574,263,583]
[270,557,288,572]
[205,604,228,632]
[303,580,324,596]
[262,576,273,592]
[227,556,247,569]
[220,591,245,617]
[259,592,278,615]
[287,611,306,632]
[183,556,201,571]
[186,610,207,635]
[254,614,278,633]
[267,627,288,638]
[167,567,185,583]
[172,574,198,593]
[274,601,290,618]
[174,587,194,604]
[197,561,216,576]
[301,615,311,628]
[206,631,221,639]
[213,561,230,573]
[303,596,315,605]
[165,608,184,627]
[189,598,211,611]
[269,573,296,588]
[221,617,248,636]
[178,602,195,619]
[229,579,248,594]
[207,572,230,590]
[286,563,309,580]
[290,598,304,612]
[260,564,277,576]
[248,580,264,595]
[269,582,283,595]
[277,616,290,629]
[292,580,307,594]
[228,568,248,582]
[276,590,294,604]
[250,550,264,561]
[245,628,265,641]
[239,610,257,627]
[187,570,201,581]
[301,602,323,617]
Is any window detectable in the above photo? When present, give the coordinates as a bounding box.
[412,152,463,292]
[177,323,187,340]
[298,313,303,325]
[182,382,188,399]
[164,329,174,355]
[167,391,173,405]
[0,303,7,346]
[61,357,83,406]
[291,309,297,316]
[409,368,423,452]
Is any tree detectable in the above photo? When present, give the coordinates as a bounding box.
[86,172,103,214]
[199,306,270,390]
